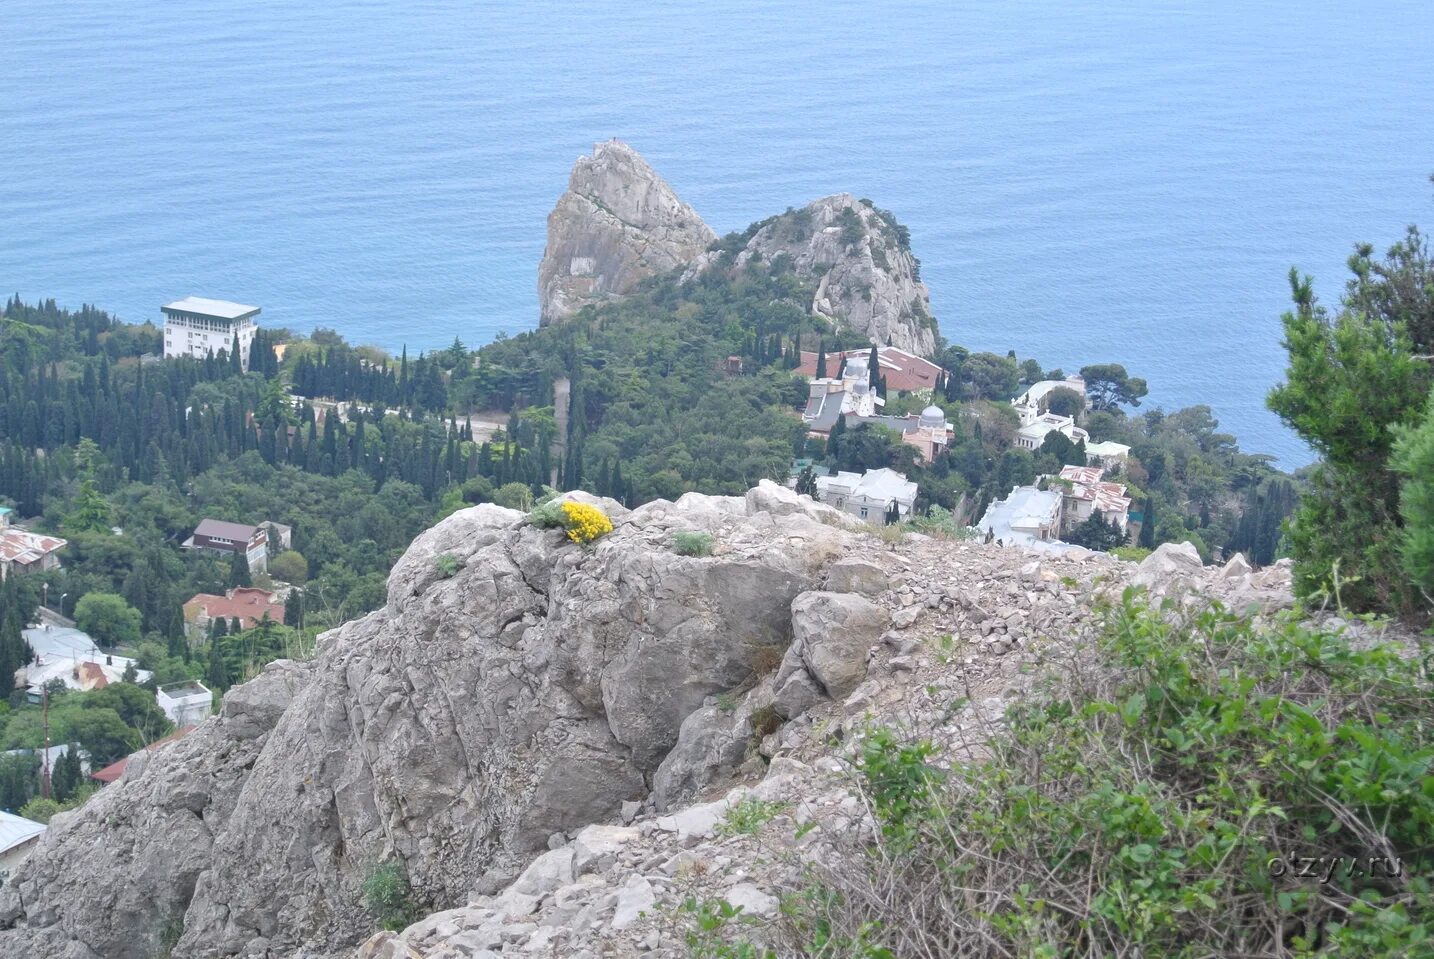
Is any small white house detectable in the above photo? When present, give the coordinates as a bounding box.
[156,681,213,728]
[814,468,918,524]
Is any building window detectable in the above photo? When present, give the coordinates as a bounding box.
[859,507,869,518]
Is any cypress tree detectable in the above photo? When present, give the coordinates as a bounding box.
[868,345,880,391]
[815,341,827,380]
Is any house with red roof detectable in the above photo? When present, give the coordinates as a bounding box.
[182,587,284,640]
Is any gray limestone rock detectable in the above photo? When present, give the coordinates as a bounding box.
[0,493,841,958]
[685,194,938,355]
[539,140,715,324]
[788,591,890,700]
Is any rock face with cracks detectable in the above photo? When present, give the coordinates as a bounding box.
[0,488,862,958]
[538,139,715,325]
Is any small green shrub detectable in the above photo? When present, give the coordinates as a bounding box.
[717,797,788,838]
[362,860,420,932]
[673,530,715,557]
[748,705,781,741]
[528,498,567,530]
[679,896,776,959]
[434,553,461,579]
[1111,544,1152,562]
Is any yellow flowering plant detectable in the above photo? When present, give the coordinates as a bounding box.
[559,501,613,544]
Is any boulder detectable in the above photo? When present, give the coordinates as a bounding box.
[825,559,890,597]
[788,591,890,700]
[1131,541,1204,593]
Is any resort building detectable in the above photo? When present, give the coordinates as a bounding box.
[162,297,261,371]
[813,468,919,524]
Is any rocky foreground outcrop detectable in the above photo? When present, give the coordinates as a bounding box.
[538,140,715,325]
[684,194,939,355]
[0,496,1298,959]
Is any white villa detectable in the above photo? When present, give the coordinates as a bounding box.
[976,486,1066,549]
[1012,375,1090,451]
[813,468,918,524]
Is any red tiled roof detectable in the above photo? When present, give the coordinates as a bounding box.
[90,725,197,784]
[794,348,945,393]
[183,587,283,630]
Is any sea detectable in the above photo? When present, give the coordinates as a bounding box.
[4,0,1433,468]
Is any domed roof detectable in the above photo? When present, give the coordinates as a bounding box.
[918,405,946,428]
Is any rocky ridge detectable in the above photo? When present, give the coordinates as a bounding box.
[538,140,715,325]
[0,485,1299,959]
[538,145,937,354]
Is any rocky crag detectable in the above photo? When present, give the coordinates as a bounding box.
[0,484,1298,959]
[684,194,938,355]
[538,140,715,325]
[538,144,938,354]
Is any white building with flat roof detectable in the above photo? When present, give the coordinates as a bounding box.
[156,681,213,727]
[162,297,260,371]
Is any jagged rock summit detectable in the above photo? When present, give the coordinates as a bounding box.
[538,140,716,325]
[538,144,939,354]
[684,194,939,354]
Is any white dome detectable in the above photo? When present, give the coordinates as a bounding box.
[919,405,946,428]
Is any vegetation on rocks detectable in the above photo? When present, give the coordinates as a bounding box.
[757,595,1434,957]
[672,530,715,557]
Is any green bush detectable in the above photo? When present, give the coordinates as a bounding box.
[717,797,788,838]
[672,531,715,557]
[362,860,420,932]
[758,595,1434,957]
[433,553,461,579]
[527,498,567,530]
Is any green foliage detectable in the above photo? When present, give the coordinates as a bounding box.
[771,597,1434,957]
[526,498,567,529]
[1268,225,1434,616]
[679,895,777,959]
[73,591,142,648]
[1066,512,1127,552]
[1043,385,1084,418]
[717,797,788,838]
[362,860,420,932]
[672,531,715,557]
[1392,393,1434,597]
[433,553,461,579]
[267,549,309,584]
[1110,545,1152,562]
[1081,362,1149,412]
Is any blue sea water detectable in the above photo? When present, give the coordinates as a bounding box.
[3,1,1432,467]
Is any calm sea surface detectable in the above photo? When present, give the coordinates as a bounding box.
[4,1,1433,467]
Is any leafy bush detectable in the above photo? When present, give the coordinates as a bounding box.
[527,498,567,530]
[673,531,715,557]
[560,502,613,544]
[362,860,420,932]
[762,595,1434,957]
[717,797,788,838]
[433,553,461,579]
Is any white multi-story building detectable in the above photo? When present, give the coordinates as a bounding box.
[162,297,261,371]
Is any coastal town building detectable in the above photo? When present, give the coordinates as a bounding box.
[182,519,271,574]
[156,681,213,727]
[976,486,1066,549]
[812,468,918,524]
[161,296,261,371]
[1055,465,1133,535]
[795,347,946,394]
[17,625,149,702]
[802,357,954,464]
[1011,375,1090,450]
[1083,440,1132,469]
[182,587,285,640]
[0,811,47,881]
[0,507,67,581]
